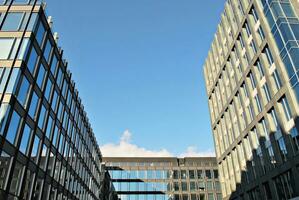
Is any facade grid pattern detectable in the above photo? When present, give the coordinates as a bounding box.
[203,0,299,199]
[104,157,222,200]
[0,0,108,200]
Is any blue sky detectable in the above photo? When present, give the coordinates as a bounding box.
[46,0,226,157]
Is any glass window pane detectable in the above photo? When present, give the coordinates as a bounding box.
[36,63,46,89]
[17,38,30,59]
[6,68,20,93]
[1,12,23,31]
[9,161,24,196]
[0,103,10,135]
[27,13,38,31]
[0,150,11,190]
[35,21,45,46]
[0,38,14,59]
[38,105,47,129]
[29,92,39,119]
[26,46,38,74]
[44,40,52,62]
[17,75,31,107]
[19,124,32,155]
[6,110,21,144]
[31,135,40,163]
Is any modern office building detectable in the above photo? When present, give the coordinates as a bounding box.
[203,0,299,199]
[103,157,222,200]
[0,0,116,200]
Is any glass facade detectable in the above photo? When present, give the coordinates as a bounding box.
[104,157,222,200]
[0,1,116,200]
[204,0,299,199]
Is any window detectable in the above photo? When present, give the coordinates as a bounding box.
[244,22,251,36]
[6,68,20,93]
[214,181,221,191]
[280,97,292,121]
[213,170,218,179]
[274,171,295,199]
[12,0,31,5]
[263,182,272,200]
[6,111,22,145]
[269,109,279,129]
[197,170,204,179]
[173,170,179,179]
[0,38,14,59]
[181,182,187,191]
[0,103,9,135]
[256,60,265,78]
[272,69,282,89]
[26,46,38,74]
[239,35,245,49]
[264,47,274,65]
[208,193,214,200]
[189,170,195,179]
[44,39,52,62]
[267,145,276,165]
[205,170,212,179]
[31,135,40,163]
[45,116,53,139]
[19,124,32,155]
[0,150,11,190]
[36,63,46,89]
[16,75,31,107]
[190,182,196,191]
[174,182,179,191]
[255,95,262,113]
[29,92,39,119]
[9,161,24,196]
[290,127,299,152]
[27,13,38,31]
[250,41,257,54]
[257,26,265,40]
[38,105,47,129]
[251,8,259,22]
[206,181,213,190]
[260,119,270,141]
[44,79,52,101]
[199,194,205,200]
[181,170,187,179]
[277,137,287,161]
[50,55,58,75]
[35,21,46,46]
[249,73,256,89]
[262,84,271,103]
[1,12,24,31]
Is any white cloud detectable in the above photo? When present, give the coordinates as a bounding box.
[100,130,215,158]
[179,146,215,157]
[101,130,173,157]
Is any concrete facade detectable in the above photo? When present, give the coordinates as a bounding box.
[203,0,299,199]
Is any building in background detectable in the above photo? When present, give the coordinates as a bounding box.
[103,157,222,200]
[0,0,116,200]
[203,0,299,199]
